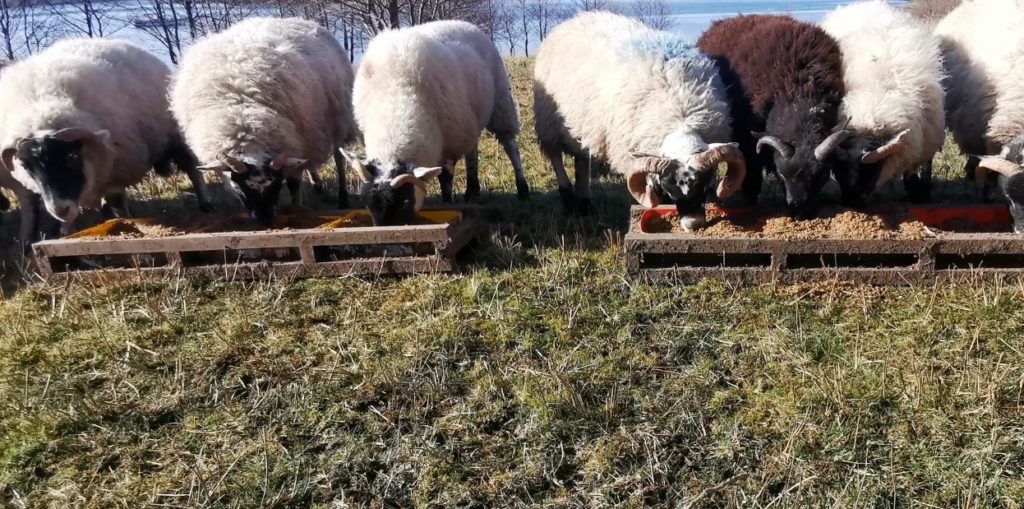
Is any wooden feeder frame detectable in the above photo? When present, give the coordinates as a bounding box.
[32,206,481,282]
[625,205,1024,285]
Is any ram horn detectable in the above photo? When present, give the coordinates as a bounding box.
[690,143,747,199]
[217,153,247,174]
[976,156,1023,182]
[756,136,793,159]
[390,173,428,210]
[626,153,673,208]
[814,129,854,161]
[861,129,911,164]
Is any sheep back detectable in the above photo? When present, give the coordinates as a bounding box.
[821,0,946,183]
[0,38,176,207]
[354,20,514,168]
[533,11,731,174]
[171,17,356,167]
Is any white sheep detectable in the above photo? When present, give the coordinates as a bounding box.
[171,17,357,226]
[0,38,212,241]
[533,11,745,230]
[820,0,946,205]
[936,0,1024,232]
[348,20,530,226]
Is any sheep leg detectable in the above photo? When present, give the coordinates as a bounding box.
[19,193,40,248]
[546,149,575,212]
[287,176,303,207]
[439,161,455,203]
[903,160,932,203]
[499,135,530,200]
[307,168,329,197]
[572,152,593,215]
[332,148,350,209]
[0,191,9,212]
[166,136,214,213]
[464,148,481,202]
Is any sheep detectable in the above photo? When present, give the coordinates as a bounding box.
[171,17,357,226]
[533,11,745,229]
[348,20,530,226]
[936,0,1024,233]
[0,38,212,242]
[697,15,848,219]
[820,0,946,206]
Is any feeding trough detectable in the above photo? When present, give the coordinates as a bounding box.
[625,204,1024,284]
[32,206,481,281]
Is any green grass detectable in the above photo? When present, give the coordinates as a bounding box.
[1,58,1023,508]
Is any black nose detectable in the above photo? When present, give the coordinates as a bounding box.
[54,205,71,219]
[788,201,817,220]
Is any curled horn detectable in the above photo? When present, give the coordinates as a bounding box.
[390,173,428,210]
[695,143,748,199]
[218,154,247,173]
[690,143,747,199]
[627,153,672,208]
[756,136,793,159]
[861,129,911,164]
[814,128,854,161]
[976,156,1023,182]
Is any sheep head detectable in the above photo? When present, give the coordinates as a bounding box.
[628,143,746,232]
[197,152,307,226]
[1,128,111,224]
[343,150,442,226]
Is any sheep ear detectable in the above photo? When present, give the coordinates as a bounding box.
[339,149,374,183]
[412,166,443,180]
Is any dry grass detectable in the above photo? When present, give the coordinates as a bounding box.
[1,58,1023,508]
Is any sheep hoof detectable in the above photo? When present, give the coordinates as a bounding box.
[516,180,530,201]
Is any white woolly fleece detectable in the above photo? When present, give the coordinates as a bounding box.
[821,0,946,184]
[532,11,732,175]
[936,0,1024,155]
[353,20,520,177]
[0,38,178,209]
[171,17,357,169]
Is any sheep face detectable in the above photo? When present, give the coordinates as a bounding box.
[832,135,885,206]
[759,100,844,219]
[3,135,88,223]
[352,159,443,226]
[225,163,286,227]
[659,163,717,227]
[987,141,1024,234]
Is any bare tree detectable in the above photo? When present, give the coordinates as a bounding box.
[630,0,670,30]
[574,0,616,13]
[46,0,128,37]
[332,0,401,34]
[131,0,185,63]
[527,0,564,42]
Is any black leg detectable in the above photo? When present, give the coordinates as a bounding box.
[465,150,481,202]
[438,168,454,203]
[287,177,302,207]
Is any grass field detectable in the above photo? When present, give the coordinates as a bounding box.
[1,58,1022,508]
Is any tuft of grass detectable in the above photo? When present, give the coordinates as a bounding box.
[1,58,1024,508]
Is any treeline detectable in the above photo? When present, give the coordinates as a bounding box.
[0,0,672,63]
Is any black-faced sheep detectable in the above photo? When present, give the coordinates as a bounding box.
[533,11,745,230]
[936,0,1024,233]
[349,20,530,226]
[820,1,946,206]
[171,17,357,226]
[697,15,848,219]
[0,38,212,242]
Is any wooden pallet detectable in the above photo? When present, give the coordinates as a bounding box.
[625,205,1024,285]
[33,207,481,282]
